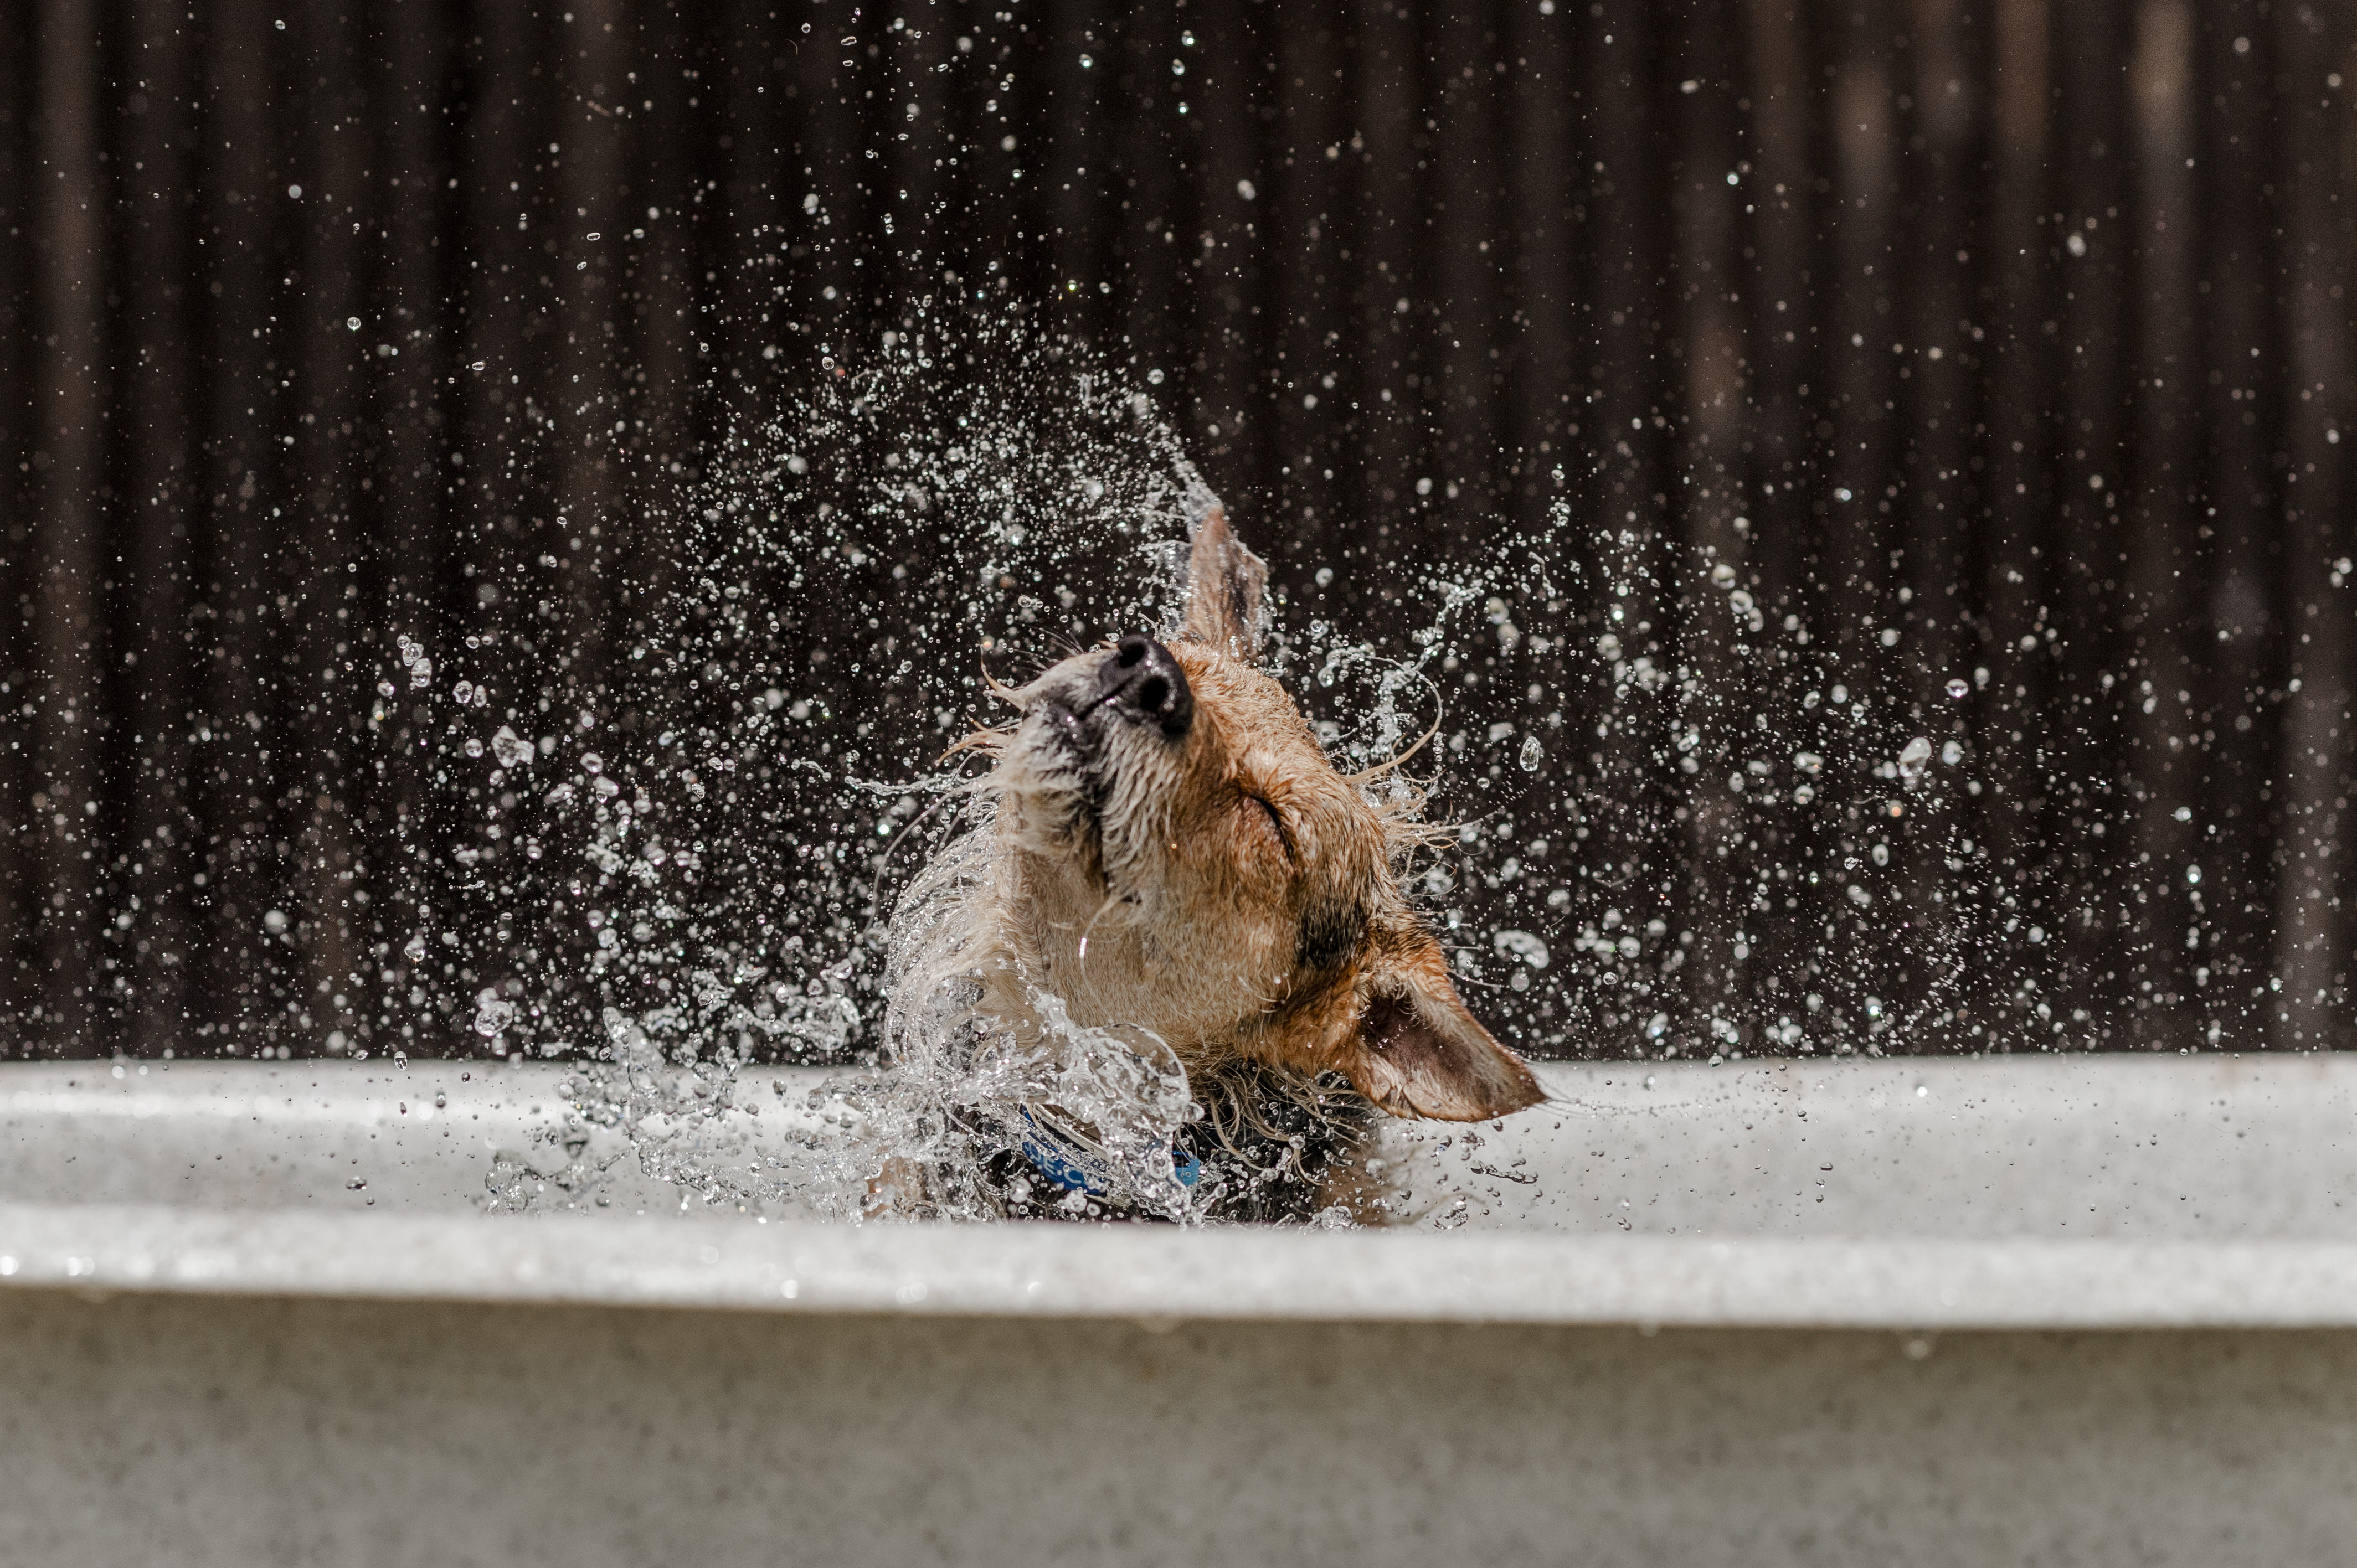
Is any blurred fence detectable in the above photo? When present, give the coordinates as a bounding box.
[2,0,2352,1056]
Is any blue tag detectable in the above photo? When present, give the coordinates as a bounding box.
[1016,1107,1201,1196]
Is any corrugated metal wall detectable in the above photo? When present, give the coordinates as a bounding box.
[3,0,2352,1058]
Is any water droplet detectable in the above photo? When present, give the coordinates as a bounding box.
[1896,736,1932,783]
[1710,562,1737,588]
[1946,677,1969,699]
[1793,751,1824,776]
[1517,735,1543,771]
[377,680,396,698]
[581,753,604,775]
[1493,930,1550,969]
[491,725,535,768]
[473,988,517,1038]
[2186,865,2203,885]
[464,736,485,759]
[261,910,287,935]
[402,932,428,963]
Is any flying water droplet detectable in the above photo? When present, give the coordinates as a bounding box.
[1493,930,1550,969]
[1897,736,1933,783]
[491,725,536,768]
[1946,677,1970,699]
[473,988,517,1038]
[1517,735,1543,771]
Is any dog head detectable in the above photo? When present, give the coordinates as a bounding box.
[981,500,1543,1122]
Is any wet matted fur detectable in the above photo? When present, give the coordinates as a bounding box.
[872,485,1544,1222]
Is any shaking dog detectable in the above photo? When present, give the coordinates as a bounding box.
[875,490,1544,1220]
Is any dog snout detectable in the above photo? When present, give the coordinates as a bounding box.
[1099,635,1194,738]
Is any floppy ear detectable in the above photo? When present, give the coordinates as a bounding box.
[1335,922,1546,1121]
[1181,493,1268,659]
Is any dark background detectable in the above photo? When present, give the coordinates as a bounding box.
[3,0,2353,1060]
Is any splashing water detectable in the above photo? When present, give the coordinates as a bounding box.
[360,308,2158,1218]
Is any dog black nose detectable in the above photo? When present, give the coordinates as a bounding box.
[1098,635,1194,739]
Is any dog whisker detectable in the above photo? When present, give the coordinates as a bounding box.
[1341,673,1445,785]
[937,725,1010,765]
[976,647,1028,708]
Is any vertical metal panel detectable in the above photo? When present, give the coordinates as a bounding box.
[0,2,2348,1057]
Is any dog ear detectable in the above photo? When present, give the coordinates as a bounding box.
[1182,494,1268,659]
[1335,921,1546,1121]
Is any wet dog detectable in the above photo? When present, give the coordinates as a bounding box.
[874,490,1545,1220]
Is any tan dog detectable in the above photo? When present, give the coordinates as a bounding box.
[876,493,1543,1218]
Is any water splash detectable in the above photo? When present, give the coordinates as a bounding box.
[362,307,2198,1217]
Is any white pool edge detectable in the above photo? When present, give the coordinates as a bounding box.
[10,1200,2357,1330]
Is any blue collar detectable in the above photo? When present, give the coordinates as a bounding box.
[1016,1107,1202,1198]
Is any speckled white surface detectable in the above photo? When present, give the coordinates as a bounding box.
[12,1054,2357,1566]
[11,1051,2357,1235]
[11,1201,2357,1329]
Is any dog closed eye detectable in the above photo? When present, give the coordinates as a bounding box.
[1243,793,1294,864]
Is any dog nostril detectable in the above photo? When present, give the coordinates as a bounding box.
[1100,635,1193,737]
